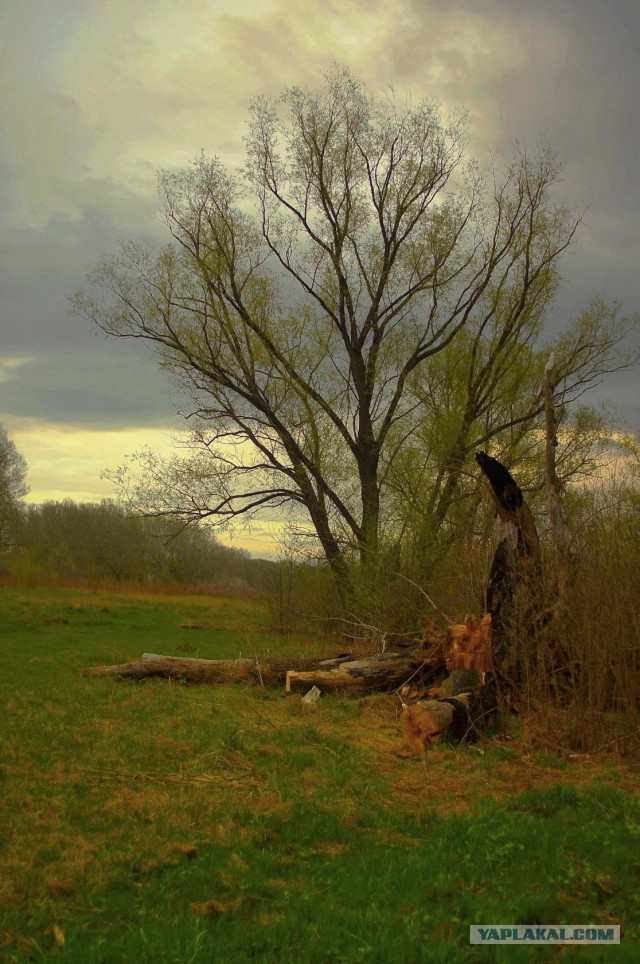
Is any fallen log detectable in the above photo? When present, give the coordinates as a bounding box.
[84,650,444,689]
[83,652,355,685]
[285,652,444,692]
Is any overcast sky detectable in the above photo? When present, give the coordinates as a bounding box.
[1,0,638,554]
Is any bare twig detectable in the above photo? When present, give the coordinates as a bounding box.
[395,573,455,625]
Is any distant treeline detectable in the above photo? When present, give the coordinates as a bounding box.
[2,499,275,593]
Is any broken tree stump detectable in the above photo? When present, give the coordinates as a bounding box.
[400,624,498,755]
[476,450,543,678]
[447,614,492,675]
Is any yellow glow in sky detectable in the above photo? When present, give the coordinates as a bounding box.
[4,417,282,556]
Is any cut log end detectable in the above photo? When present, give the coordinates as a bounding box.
[400,692,476,755]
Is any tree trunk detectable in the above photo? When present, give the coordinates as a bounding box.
[84,652,355,685]
[285,652,444,692]
[475,450,541,570]
[400,667,497,754]
[304,487,355,608]
[476,450,543,682]
[84,650,445,690]
[357,448,380,566]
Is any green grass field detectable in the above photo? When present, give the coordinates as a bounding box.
[1,586,639,962]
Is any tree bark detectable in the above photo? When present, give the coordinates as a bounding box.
[84,652,355,685]
[84,650,444,689]
[285,652,444,692]
[476,450,543,681]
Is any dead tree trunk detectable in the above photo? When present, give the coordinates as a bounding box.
[84,650,445,689]
[83,652,354,685]
[400,455,544,755]
[476,450,542,679]
[286,652,443,692]
[400,616,498,754]
[475,450,541,573]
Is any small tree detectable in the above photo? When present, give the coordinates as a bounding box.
[75,68,635,607]
[0,425,29,552]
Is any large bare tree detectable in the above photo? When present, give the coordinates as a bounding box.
[75,69,633,604]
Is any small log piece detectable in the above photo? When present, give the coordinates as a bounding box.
[401,694,475,755]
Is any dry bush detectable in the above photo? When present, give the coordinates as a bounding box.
[264,559,343,638]
[471,482,638,753]
[537,492,639,752]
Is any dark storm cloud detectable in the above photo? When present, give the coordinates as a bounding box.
[394,0,640,423]
[1,202,160,353]
[0,351,176,428]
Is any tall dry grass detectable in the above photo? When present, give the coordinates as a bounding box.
[527,490,640,753]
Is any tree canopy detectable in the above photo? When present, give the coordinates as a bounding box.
[13,499,270,590]
[0,424,28,552]
[75,68,636,606]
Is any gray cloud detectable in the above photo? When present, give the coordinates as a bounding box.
[0,351,176,428]
[0,0,638,449]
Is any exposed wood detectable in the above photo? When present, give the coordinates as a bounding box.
[475,450,540,569]
[401,659,498,754]
[84,650,444,691]
[83,653,354,685]
[285,652,444,693]
[401,693,475,754]
[447,614,492,676]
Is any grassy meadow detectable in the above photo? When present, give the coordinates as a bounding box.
[1,586,639,962]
